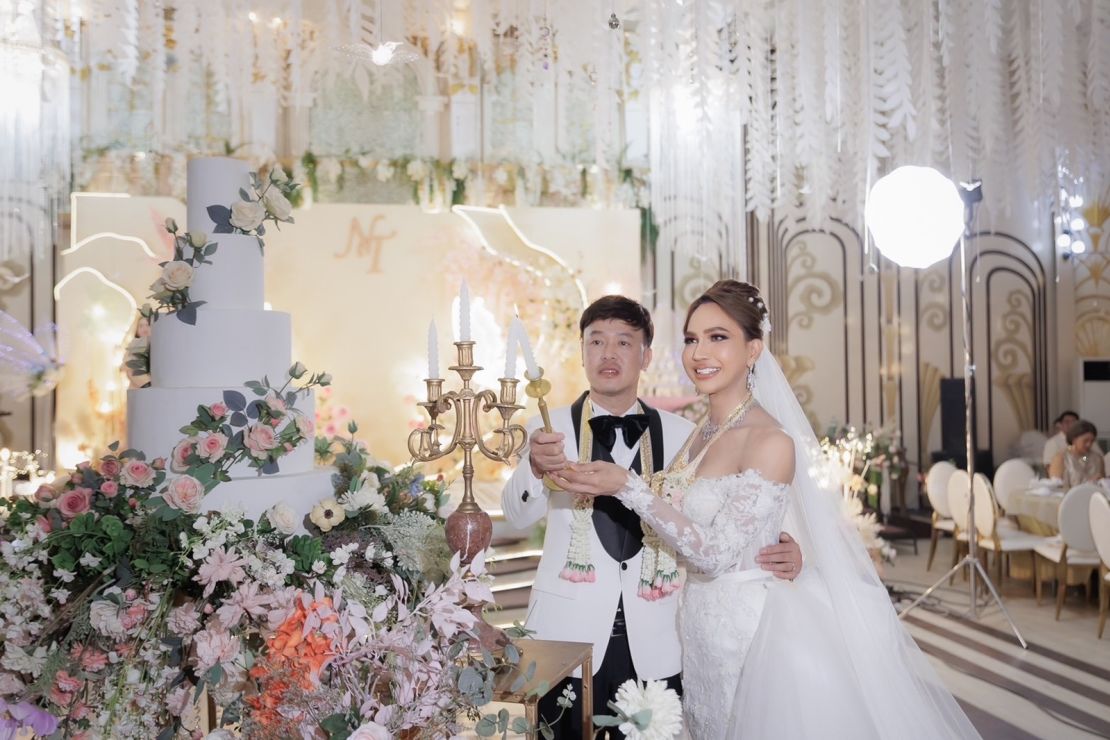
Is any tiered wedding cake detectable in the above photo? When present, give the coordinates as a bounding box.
[127,157,333,519]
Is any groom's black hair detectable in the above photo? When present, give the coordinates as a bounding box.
[579,295,654,347]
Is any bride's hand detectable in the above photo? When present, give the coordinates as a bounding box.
[548,461,629,496]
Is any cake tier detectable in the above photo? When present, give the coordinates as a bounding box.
[126,386,317,477]
[150,309,290,388]
[187,157,252,235]
[199,468,335,532]
[189,234,264,310]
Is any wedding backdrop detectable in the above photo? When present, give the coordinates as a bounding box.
[3,0,1110,737]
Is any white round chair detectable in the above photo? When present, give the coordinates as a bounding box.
[973,472,1046,586]
[946,470,972,578]
[1034,483,1103,619]
[992,458,1035,515]
[1088,492,1110,639]
[924,461,957,570]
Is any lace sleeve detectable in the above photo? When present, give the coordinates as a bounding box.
[615,474,774,577]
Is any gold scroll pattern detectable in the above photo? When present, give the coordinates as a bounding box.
[991,290,1036,432]
[1074,197,1110,357]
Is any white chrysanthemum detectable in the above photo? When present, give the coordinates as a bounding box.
[612,679,683,740]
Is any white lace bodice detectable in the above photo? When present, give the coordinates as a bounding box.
[616,467,790,578]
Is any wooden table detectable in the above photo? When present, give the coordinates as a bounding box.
[493,639,593,737]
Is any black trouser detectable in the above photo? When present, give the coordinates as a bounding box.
[537,599,682,739]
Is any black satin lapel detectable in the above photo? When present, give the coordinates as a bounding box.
[641,399,665,473]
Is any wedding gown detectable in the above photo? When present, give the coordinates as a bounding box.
[612,349,981,739]
[616,451,789,738]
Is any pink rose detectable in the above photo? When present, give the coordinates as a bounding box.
[120,460,155,488]
[209,402,229,419]
[196,432,228,461]
[98,458,121,477]
[244,424,277,457]
[171,438,196,473]
[99,480,119,497]
[57,488,92,519]
[34,484,56,504]
[151,457,166,470]
[264,392,287,414]
[36,515,52,534]
[295,414,314,437]
[164,475,204,513]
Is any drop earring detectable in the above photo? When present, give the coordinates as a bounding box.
[746,364,755,392]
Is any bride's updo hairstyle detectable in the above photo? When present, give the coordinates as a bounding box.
[684,279,768,341]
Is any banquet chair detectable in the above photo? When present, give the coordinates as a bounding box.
[973,473,1046,587]
[992,458,1035,522]
[924,461,957,570]
[1089,493,1110,638]
[946,471,972,582]
[1033,483,1102,619]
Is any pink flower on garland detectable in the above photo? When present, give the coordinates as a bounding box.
[196,432,228,461]
[209,401,229,419]
[99,480,118,497]
[98,458,121,477]
[171,438,196,473]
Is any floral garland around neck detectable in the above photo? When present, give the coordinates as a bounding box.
[557,403,683,601]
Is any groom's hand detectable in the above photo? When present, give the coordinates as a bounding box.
[528,430,567,478]
[757,532,803,581]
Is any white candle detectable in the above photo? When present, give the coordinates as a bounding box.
[427,320,439,379]
[459,280,471,341]
[515,318,541,379]
[504,321,518,378]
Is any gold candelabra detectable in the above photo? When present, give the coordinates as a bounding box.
[409,341,528,650]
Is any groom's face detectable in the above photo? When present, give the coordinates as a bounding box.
[581,319,653,397]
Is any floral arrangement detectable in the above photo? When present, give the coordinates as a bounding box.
[0,366,561,738]
[815,425,905,564]
[210,167,299,246]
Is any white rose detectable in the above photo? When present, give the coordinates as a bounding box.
[375,162,395,182]
[349,722,391,740]
[161,261,194,291]
[229,199,266,231]
[261,188,293,221]
[267,502,298,535]
[188,231,208,248]
[406,159,429,181]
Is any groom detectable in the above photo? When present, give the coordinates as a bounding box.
[501,295,803,738]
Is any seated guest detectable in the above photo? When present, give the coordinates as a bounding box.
[1043,410,1104,466]
[1048,420,1107,487]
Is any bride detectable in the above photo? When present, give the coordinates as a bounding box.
[551,280,980,739]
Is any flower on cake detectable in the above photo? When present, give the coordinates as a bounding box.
[245,424,278,457]
[159,260,194,291]
[196,432,228,461]
[229,199,266,232]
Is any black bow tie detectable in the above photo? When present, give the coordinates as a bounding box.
[589,413,651,451]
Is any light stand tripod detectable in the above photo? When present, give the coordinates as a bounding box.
[897,180,1027,649]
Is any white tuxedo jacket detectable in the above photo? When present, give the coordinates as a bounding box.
[501,401,695,680]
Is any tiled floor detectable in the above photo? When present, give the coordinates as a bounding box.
[478,533,1110,738]
[889,536,1110,739]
